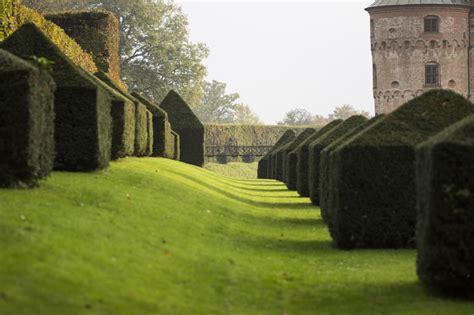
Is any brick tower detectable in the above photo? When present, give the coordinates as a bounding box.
[367,0,473,114]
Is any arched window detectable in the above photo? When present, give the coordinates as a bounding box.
[425,63,440,86]
[424,16,439,33]
[373,64,377,89]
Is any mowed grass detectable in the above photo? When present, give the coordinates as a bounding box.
[0,158,472,315]
[204,162,258,179]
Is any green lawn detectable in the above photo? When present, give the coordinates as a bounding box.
[204,162,258,179]
[0,158,472,314]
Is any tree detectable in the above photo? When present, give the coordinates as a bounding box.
[329,104,370,121]
[312,115,329,126]
[195,80,261,124]
[278,109,315,126]
[23,0,209,107]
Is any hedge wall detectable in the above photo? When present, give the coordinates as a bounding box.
[295,120,343,197]
[146,110,154,156]
[0,49,55,187]
[134,103,149,157]
[131,92,175,159]
[329,90,474,249]
[205,124,308,147]
[416,115,474,295]
[320,115,385,224]
[2,23,112,171]
[171,130,181,160]
[1,0,97,73]
[257,130,296,179]
[160,90,204,167]
[308,116,368,205]
[46,11,121,83]
[275,128,316,183]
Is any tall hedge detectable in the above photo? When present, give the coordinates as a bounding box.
[131,92,174,159]
[320,115,385,224]
[257,130,296,179]
[296,120,343,197]
[146,110,154,156]
[277,128,316,183]
[160,90,204,167]
[1,0,97,73]
[329,90,474,249]
[46,11,121,83]
[134,103,149,157]
[416,115,474,295]
[2,23,112,171]
[308,116,368,205]
[0,49,55,187]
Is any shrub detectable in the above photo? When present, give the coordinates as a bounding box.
[308,116,368,205]
[134,103,149,157]
[2,23,112,171]
[416,115,474,295]
[160,90,205,167]
[0,49,55,187]
[131,92,174,159]
[257,130,296,179]
[329,90,474,249]
[146,110,154,156]
[46,11,121,83]
[171,130,181,160]
[2,0,97,73]
[275,128,316,183]
[296,120,343,197]
[320,115,385,224]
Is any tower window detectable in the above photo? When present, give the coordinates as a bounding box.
[425,63,440,86]
[371,19,375,38]
[373,64,377,89]
[424,16,439,33]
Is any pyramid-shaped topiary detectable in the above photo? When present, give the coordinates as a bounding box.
[160,91,204,167]
[0,49,56,187]
[329,90,474,249]
[416,115,474,295]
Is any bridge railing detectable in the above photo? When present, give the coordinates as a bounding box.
[205,145,274,157]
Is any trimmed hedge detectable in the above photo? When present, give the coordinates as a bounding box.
[2,0,97,73]
[257,130,296,179]
[0,49,55,187]
[308,116,368,205]
[171,130,181,160]
[46,11,121,83]
[2,23,112,171]
[296,120,343,197]
[269,130,296,179]
[134,103,149,157]
[146,110,154,156]
[329,90,474,249]
[320,115,385,224]
[131,92,174,159]
[160,90,205,167]
[416,115,474,295]
[276,128,316,183]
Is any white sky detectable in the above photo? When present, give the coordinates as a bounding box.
[176,0,375,124]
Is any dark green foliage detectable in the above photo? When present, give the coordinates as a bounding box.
[46,11,121,82]
[308,116,368,205]
[0,49,55,187]
[275,128,316,183]
[1,23,112,171]
[131,92,175,158]
[257,130,296,179]
[160,90,205,166]
[416,115,474,295]
[134,103,148,157]
[171,130,181,160]
[320,115,385,224]
[296,120,343,197]
[329,90,474,249]
[146,110,154,156]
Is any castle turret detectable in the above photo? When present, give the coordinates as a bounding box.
[367,0,472,114]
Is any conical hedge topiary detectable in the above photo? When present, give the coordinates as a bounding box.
[416,115,474,295]
[329,90,474,249]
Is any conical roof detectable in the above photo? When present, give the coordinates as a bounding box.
[367,0,470,10]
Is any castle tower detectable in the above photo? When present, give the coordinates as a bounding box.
[366,0,473,114]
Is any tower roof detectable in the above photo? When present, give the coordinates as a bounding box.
[367,0,471,10]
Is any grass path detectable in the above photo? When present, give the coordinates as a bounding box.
[0,158,472,314]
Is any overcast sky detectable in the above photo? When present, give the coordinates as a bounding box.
[176,0,375,124]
